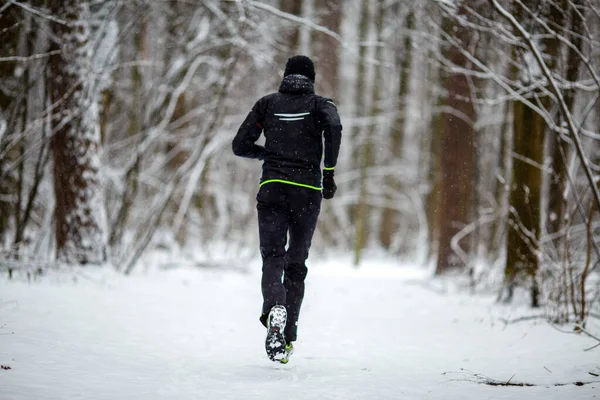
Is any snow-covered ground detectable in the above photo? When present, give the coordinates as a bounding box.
[1,257,598,400]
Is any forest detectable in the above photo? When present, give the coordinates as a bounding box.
[1,0,599,322]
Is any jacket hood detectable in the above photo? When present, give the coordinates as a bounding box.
[278,74,315,95]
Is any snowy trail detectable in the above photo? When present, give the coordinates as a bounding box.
[1,260,598,400]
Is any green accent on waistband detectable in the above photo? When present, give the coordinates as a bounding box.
[260,179,322,191]
[324,166,335,171]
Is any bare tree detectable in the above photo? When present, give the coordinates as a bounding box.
[48,0,106,264]
[425,0,599,319]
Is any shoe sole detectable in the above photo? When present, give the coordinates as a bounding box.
[266,307,287,362]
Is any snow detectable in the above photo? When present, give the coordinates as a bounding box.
[1,258,598,400]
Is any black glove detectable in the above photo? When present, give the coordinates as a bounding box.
[322,169,337,199]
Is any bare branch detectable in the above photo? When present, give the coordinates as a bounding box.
[514,0,600,91]
[7,0,69,26]
[245,0,345,48]
[0,50,62,64]
[244,0,391,68]
[435,23,556,129]
[490,0,600,215]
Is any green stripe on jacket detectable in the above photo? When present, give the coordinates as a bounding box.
[259,179,322,191]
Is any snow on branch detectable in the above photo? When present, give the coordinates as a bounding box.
[512,0,600,91]
[243,0,390,68]
[7,0,69,26]
[489,0,600,215]
[245,0,345,47]
[0,50,62,63]
[434,24,555,128]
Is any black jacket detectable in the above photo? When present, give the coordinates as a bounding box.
[232,74,342,190]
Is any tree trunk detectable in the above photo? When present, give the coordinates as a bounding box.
[279,0,303,53]
[505,99,544,305]
[353,0,378,265]
[48,0,107,264]
[379,9,413,250]
[12,10,35,254]
[314,0,342,98]
[0,6,22,248]
[435,8,476,274]
[503,0,563,306]
[425,42,443,264]
[547,0,582,249]
[490,101,512,260]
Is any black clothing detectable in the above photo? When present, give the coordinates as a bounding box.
[233,69,342,344]
[284,55,315,82]
[232,74,342,189]
[322,169,337,199]
[256,183,322,343]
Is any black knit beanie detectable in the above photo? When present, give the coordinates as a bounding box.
[284,55,315,82]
